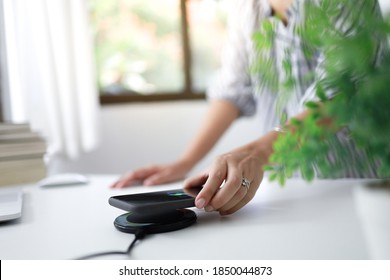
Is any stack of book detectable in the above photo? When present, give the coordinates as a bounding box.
[0,122,47,186]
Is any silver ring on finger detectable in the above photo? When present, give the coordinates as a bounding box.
[241,177,251,190]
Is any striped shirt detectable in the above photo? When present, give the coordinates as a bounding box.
[207,0,387,178]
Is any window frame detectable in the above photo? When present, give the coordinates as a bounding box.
[99,0,206,105]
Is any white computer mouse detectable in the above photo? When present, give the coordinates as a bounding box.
[38,173,89,187]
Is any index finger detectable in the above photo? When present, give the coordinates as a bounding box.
[195,161,227,209]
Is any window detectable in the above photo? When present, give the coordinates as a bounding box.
[90,0,228,104]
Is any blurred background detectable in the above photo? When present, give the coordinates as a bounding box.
[1,0,389,179]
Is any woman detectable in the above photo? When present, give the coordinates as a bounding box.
[113,0,385,215]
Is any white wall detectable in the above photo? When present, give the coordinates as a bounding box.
[50,100,263,177]
[379,0,390,12]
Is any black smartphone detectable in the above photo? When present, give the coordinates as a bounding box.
[109,187,202,214]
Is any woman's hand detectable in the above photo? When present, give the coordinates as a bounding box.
[110,160,193,188]
[184,151,264,215]
[184,131,277,215]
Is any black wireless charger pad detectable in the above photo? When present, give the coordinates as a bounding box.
[113,209,197,234]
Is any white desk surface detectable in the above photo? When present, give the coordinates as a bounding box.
[0,175,370,260]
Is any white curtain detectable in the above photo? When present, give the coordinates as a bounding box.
[0,0,100,159]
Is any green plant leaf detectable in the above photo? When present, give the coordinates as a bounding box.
[251,0,390,185]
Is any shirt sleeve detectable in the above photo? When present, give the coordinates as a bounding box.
[206,0,259,117]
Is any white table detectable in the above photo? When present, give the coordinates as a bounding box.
[0,175,370,259]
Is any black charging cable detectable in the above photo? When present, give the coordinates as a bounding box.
[75,229,147,260]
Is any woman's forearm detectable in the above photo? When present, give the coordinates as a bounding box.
[178,99,240,168]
